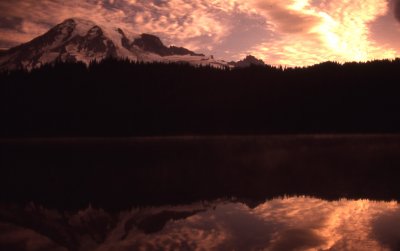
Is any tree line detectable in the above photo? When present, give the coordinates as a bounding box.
[1,58,400,137]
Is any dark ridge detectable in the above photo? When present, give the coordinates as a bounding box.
[0,49,8,56]
[132,33,203,56]
[117,28,131,49]
[234,55,265,68]
[132,33,170,56]
[169,45,205,56]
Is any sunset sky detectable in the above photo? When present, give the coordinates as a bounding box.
[0,0,400,66]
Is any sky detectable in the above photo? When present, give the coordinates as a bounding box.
[0,0,400,66]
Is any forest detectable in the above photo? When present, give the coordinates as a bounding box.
[1,58,400,137]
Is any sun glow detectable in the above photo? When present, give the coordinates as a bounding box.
[247,0,398,66]
[0,0,399,66]
[303,0,395,61]
[319,0,394,61]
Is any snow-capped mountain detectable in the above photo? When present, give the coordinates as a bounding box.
[230,55,265,68]
[0,18,228,71]
[0,202,212,251]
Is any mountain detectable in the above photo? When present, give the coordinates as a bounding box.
[132,33,204,57]
[231,55,265,68]
[0,203,210,251]
[0,18,227,71]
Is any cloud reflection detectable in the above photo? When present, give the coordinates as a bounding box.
[1,197,400,251]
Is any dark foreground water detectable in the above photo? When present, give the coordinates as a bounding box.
[1,135,400,250]
[2,135,400,207]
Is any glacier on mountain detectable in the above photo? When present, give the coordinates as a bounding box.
[0,18,229,71]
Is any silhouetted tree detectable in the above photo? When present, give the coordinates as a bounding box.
[1,58,400,137]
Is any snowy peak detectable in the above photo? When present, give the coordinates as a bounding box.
[132,34,204,57]
[0,18,225,71]
[0,18,123,70]
[133,33,166,54]
[67,27,118,61]
[232,55,265,68]
[116,28,132,50]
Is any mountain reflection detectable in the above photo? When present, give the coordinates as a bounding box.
[1,197,399,251]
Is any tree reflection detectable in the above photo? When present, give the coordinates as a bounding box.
[1,197,399,251]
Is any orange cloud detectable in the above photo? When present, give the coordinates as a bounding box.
[0,0,398,65]
[2,197,400,250]
[127,0,230,51]
[246,0,398,66]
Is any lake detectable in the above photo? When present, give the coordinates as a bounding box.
[1,135,400,207]
[1,197,399,250]
[1,135,400,250]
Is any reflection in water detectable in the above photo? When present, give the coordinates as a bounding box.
[1,197,400,251]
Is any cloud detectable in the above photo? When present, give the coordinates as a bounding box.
[395,0,400,22]
[0,222,67,251]
[269,229,326,251]
[371,209,400,250]
[124,0,232,50]
[252,0,322,34]
[0,1,126,46]
[241,0,398,66]
[0,0,398,65]
[0,16,23,30]
[0,0,236,53]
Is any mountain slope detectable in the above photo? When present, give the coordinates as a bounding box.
[132,33,204,57]
[231,55,265,68]
[0,18,227,71]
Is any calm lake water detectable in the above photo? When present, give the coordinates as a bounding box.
[1,135,400,206]
[1,135,400,250]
